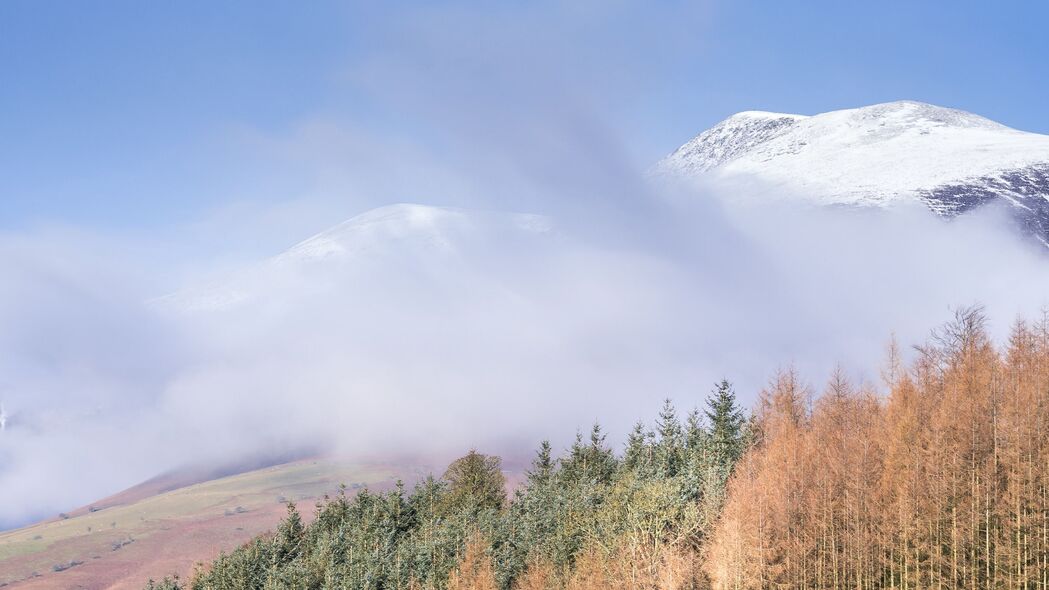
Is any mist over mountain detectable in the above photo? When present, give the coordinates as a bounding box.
[2,98,1049,532]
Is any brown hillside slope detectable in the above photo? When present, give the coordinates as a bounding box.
[0,458,417,589]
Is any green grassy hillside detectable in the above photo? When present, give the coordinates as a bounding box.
[0,459,410,589]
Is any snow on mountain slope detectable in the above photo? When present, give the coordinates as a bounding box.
[271,203,551,267]
[661,110,809,174]
[159,204,554,312]
[656,101,1049,244]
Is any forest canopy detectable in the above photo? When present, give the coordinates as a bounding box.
[148,307,1049,590]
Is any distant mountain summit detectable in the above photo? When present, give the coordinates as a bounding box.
[656,101,1049,245]
[160,204,554,313]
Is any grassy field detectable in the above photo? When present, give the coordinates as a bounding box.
[0,458,416,589]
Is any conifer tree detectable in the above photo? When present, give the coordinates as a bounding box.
[705,380,747,468]
[271,502,305,568]
[685,408,706,454]
[526,440,554,486]
[623,421,650,473]
[584,423,617,484]
[655,399,684,478]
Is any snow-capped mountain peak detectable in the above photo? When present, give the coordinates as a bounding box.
[656,101,1049,244]
[657,110,807,174]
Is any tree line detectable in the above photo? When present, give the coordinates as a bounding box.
[147,381,748,589]
[148,306,1049,589]
[709,307,1049,589]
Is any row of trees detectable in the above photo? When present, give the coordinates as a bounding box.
[709,307,1049,589]
[147,382,749,589]
[149,307,1049,589]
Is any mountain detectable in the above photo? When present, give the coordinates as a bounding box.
[655,101,1049,245]
[159,203,553,313]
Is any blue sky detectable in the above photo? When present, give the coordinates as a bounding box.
[2,0,1047,233]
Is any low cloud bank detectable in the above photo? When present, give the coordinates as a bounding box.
[1,188,1046,528]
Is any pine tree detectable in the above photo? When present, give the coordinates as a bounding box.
[686,408,707,454]
[655,399,684,478]
[623,421,650,473]
[526,440,554,487]
[585,423,617,484]
[705,380,746,468]
[271,502,305,568]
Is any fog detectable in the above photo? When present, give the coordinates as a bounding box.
[2,1,1048,528]
[2,186,1046,528]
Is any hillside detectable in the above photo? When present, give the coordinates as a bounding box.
[0,459,409,589]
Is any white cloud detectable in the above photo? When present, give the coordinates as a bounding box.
[1,187,1046,528]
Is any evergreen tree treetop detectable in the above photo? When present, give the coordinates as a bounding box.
[705,379,746,465]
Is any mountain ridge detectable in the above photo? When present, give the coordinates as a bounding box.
[655,100,1049,244]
